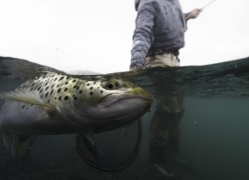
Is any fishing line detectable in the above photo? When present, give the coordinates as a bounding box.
[76,119,143,172]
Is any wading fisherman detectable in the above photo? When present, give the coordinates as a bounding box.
[130,0,201,178]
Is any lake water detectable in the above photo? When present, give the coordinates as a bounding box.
[0,56,249,180]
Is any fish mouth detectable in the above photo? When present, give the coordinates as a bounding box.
[83,91,153,124]
[97,93,152,109]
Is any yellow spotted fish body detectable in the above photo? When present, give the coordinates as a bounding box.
[0,72,152,133]
[0,72,153,160]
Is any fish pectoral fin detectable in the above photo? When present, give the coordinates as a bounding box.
[3,133,19,158]
[0,91,54,108]
[17,135,37,161]
[5,134,37,161]
[3,132,14,150]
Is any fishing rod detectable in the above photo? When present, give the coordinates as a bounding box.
[201,0,216,10]
[185,0,216,20]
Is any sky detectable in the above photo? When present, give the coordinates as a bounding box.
[0,0,249,74]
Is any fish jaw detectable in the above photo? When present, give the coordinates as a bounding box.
[83,86,153,123]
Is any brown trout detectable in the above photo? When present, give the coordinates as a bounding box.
[0,72,153,160]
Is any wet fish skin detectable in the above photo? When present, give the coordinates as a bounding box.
[0,72,153,135]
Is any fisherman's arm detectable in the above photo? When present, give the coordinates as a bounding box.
[130,3,157,70]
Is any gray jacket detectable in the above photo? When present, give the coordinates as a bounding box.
[130,0,187,69]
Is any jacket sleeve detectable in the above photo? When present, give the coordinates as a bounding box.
[130,3,157,70]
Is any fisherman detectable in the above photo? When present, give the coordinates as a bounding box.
[130,0,201,178]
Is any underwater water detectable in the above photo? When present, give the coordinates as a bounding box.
[0,56,249,180]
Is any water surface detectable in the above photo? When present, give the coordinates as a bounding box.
[0,56,249,180]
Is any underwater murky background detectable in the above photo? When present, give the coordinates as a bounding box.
[0,56,249,180]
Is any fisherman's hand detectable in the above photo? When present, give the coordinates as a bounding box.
[129,62,145,71]
[186,9,202,20]
[130,67,141,71]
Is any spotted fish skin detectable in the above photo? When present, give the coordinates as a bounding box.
[0,72,153,135]
[15,72,95,107]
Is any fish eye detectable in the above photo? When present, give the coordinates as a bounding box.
[107,83,114,90]
[104,80,121,90]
